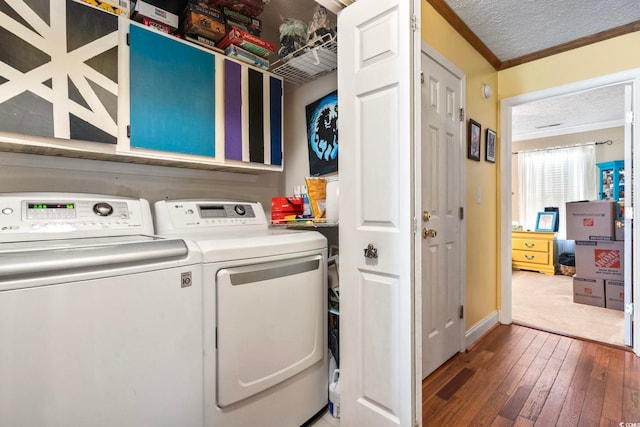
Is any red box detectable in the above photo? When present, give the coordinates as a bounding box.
[271,197,303,224]
[140,17,172,34]
[217,28,274,58]
[212,0,263,17]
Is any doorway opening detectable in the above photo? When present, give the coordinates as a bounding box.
[499,70,640,354]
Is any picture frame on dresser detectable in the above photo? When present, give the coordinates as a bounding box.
[535,211,558,232]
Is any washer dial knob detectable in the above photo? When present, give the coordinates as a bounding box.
[234,205,246,216]
[93,202,114,216]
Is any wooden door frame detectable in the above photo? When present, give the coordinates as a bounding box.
[498,68,640,356]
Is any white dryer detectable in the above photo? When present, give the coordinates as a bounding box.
[0,193,204,427]
[154,199,328,427]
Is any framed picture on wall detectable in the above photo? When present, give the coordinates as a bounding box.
[467,119,481,161]
[306,90,338,176]
[485,128,496,163]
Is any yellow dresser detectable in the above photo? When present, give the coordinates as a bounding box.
[512,231,557,275]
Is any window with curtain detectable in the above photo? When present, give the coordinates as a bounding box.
[517,144,597,239]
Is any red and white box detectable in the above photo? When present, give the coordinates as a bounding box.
[575,240,624,281]
[217,28,274,58]
[573,276,605,307]
[565,200,616,241]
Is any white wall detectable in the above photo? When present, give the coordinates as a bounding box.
[511,126,624,222]
[282,71,338,195]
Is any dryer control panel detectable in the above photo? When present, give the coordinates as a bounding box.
[0,193,154,241]
[154,200,268,235]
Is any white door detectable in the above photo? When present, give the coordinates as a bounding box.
[420,48,465,378]
[624,83,633,347]
[338,0,420,426]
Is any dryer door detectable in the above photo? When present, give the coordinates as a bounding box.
[216,255,325,407]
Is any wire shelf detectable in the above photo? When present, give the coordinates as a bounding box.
[270,33,337,85]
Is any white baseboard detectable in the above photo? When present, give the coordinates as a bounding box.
[465,311,499,349]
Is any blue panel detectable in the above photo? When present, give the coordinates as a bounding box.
[130,25,215,157]
[269,77,282,166]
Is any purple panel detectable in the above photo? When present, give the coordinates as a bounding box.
[225,60,243,160]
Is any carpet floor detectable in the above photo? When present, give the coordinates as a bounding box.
[511,270,625,347]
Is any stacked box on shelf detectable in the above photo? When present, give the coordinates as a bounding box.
[218,28,274,58]
[212,0,264,17]
[223,7,262,36]
[181,3,226,44]
[132,0,180,31]
[566,200,624,309]
[225,45,269,69]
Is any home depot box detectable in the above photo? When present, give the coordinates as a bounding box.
[575,240,624,281]
[573,276,605,307]
[133,0,179,28]
[566,200,616,241]
[271,197,303,224]
[605,280,625,311]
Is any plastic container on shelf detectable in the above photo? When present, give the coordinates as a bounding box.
[328,368,340,418]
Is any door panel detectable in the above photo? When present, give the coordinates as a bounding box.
[421,51,464,378]
[338,0,419,425]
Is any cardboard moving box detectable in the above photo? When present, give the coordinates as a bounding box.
[573,276,605,307]
[605,280,625,311]
[575,240,624,281]
[566,200,616,241]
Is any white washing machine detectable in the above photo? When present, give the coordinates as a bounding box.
[0,193,204,427]
[154,199,328,427]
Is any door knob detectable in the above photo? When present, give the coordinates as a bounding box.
[422,211,431,222]
[422,228,437,239]
[364,244,378,259]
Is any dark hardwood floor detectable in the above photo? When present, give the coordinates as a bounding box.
[422,324,640,426]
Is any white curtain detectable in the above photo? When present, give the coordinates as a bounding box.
[518,144,597,239]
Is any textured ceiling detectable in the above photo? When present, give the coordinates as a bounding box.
[511,85,626,140]
[442,0,640,62]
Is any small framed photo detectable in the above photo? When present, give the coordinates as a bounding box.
[535,211,558,232]
[467,119,481,161]
[485,128,496,163]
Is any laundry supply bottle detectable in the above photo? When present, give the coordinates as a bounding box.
[328,369,340,418]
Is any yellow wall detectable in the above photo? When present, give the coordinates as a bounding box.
[498,31,640,99]
[422,1,640,333]
[421,3,499,329]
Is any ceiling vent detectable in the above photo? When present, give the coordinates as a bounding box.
[314,0,355,14]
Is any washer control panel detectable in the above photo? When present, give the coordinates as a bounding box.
[0,193,153,241]
[154,200,267,234]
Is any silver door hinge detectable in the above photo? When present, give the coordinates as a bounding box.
[459,305,464,319]
[410,14,418,32]
[459,207,464,220]
[625,302,634,315]
[626,111,634,124]
[413,217,417,234]
[420,71,424,84]
[459,108,465,122]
